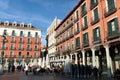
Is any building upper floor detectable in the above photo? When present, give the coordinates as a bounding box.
[54,0,120,54]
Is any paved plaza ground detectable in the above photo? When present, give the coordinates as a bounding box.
[0,71,117,80]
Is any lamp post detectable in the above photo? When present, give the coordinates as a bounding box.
[0,33,7,74]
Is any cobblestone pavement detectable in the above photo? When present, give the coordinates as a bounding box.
[0,71,72,80]
[0,71,116,80]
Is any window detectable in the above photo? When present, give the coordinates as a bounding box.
[93,27,101,41]
[9,51,14,57]
[83,16,88,28]
[28,32,31,37]
[27,38,31,43]
[93,7,99,21]
[83,32,89,45]
[107,17,119,36]
[12,30,15,36]
[19,38,23,43]
[35,32,38,37]
[20,31,23,36]
[81,2,87,16]
[71,27,74,34]
[72,40,74,50]
[76,22,80,33]
[35,38,38,44]
[27,45,30,50]
[90,0,98,9]
[34,45,38,50]
[10,44,14,49]
[2,42,6,49]
[75,10,79,19]
[11,37,15,42]
[26,52,30,57]
[76,37,80,49]
[34,52,38,58]
[18,52,22,57]
[3,30,7,35]
[19,44,22,50]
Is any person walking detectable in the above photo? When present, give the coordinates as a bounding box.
[24,64,29,75]
[92,66,99,80]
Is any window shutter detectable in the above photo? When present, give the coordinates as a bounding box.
[93,29,96,41]
[94,8,98,20]
[107,21,112,35]
[107,0,115,11]
[115,18,119,31]
[84,16,87,27]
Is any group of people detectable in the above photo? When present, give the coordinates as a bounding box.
[8,63,15,72]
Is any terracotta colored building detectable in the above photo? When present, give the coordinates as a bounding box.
[0,21,41,66]
[54,0,120,76]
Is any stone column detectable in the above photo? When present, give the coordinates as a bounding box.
[104,45,112,77]
[75,53,78,64]
[38,58,42,67]
[82,50,85,65]
[91,48,96,67]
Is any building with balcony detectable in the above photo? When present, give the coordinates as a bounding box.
[0,21,41,66]
[54,0,120,76]
[46,17,61,66]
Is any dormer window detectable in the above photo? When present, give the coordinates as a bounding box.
[20,23,24,27]
[4,21,9,26]
[27,23,32,28]
[12,22,17,26]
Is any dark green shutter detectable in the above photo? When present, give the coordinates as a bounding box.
[107,21,112,36]
[81,3,86,15]
[76,37,80,47]
[77,22,79,32]
[115,18,119,31]
[107,0,115,11]
[86,33,88,44]
[93,29,96,41]
[94,8,98,20]
[84,16,87,27]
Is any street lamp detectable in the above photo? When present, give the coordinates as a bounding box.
[0,33,7,74]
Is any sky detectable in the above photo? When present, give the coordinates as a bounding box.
[0,0,78,45]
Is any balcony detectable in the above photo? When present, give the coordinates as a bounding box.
[26,48,32,51]
[9,55,16,58]
[75,30,80,35]
[27,41,32,44]
[19,41,24,43]
[18,48,24,50]
[34,48,39,51]
[91,17,100,25]
[28,34,32,37]
[25,55,32,58]
[104,6,117,18]
[82,25,88,31]
[92,38,101,45]
[90,1,98,10]
[76,45,80,50]
[107,31,120,40]
[82,42,89,47]
[74,17,79,23]
[34,41,39,44]
[81,10,87,17]
[0,47,8,50]
[11,40,16,43]
[64,21,73,31]
[10,47,16,50]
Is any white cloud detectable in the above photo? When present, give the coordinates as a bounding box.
[0,10,51,26]
[0,0,9,9]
